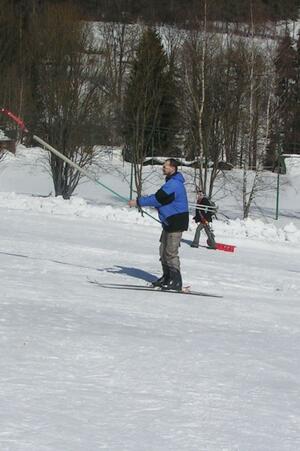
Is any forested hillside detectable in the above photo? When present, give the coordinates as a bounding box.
[74,0,300,24]
[3,1,300,24]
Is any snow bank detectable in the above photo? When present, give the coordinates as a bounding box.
[213,217,300,244]
[284,155,300,177]
[1,191,300,245]
[0,192,154,226]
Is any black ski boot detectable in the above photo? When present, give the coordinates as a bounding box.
[152,264,170,287]
[161,268,182,291]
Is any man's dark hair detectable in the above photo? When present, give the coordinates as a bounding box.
[165,158,178,172]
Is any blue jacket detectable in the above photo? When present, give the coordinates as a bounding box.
[138,172,189,232]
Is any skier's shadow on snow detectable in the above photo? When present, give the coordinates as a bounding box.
[99,265,156,283]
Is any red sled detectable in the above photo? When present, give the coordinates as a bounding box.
[215,242,236,252]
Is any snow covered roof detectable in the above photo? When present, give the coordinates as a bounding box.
[281,153,300,158]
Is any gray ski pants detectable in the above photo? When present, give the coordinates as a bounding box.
[159,230,182,272]
[191,223,205,246]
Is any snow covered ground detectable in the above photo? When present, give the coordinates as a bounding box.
[0,146,300,450]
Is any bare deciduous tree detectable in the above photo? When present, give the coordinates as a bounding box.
[30,3,107,198]
[240,3,277,218]
[98,21,141,145]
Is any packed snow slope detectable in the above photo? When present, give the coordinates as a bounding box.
[0,146,300,450]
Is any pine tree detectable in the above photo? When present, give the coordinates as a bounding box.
[290,32,300,154]
[123,28,179,194]
[272,33,298,158]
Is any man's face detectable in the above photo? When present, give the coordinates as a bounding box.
[162,161,176,177]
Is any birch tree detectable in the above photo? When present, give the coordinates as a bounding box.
[180,1,225,197]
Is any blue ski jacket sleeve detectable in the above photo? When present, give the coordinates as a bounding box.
[138,172,189,232]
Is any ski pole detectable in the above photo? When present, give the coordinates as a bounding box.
[0,108,161,224]
[189,204,218,212]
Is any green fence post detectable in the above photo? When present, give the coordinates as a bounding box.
[129,159,133,200]
[275,155,286,220]
[275,169,280,220]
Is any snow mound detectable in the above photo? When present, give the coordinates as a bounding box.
[1,191,300,245]
[0,192,155,226]
[284,155,300,177]
[213,217,300,244]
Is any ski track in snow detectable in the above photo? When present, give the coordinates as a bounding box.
[1,207,300,451]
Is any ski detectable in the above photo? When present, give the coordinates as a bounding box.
[88,280,223,299]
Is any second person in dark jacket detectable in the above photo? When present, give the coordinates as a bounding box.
[191,191,216,249]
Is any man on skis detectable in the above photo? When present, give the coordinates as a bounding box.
[128,158,189,291]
